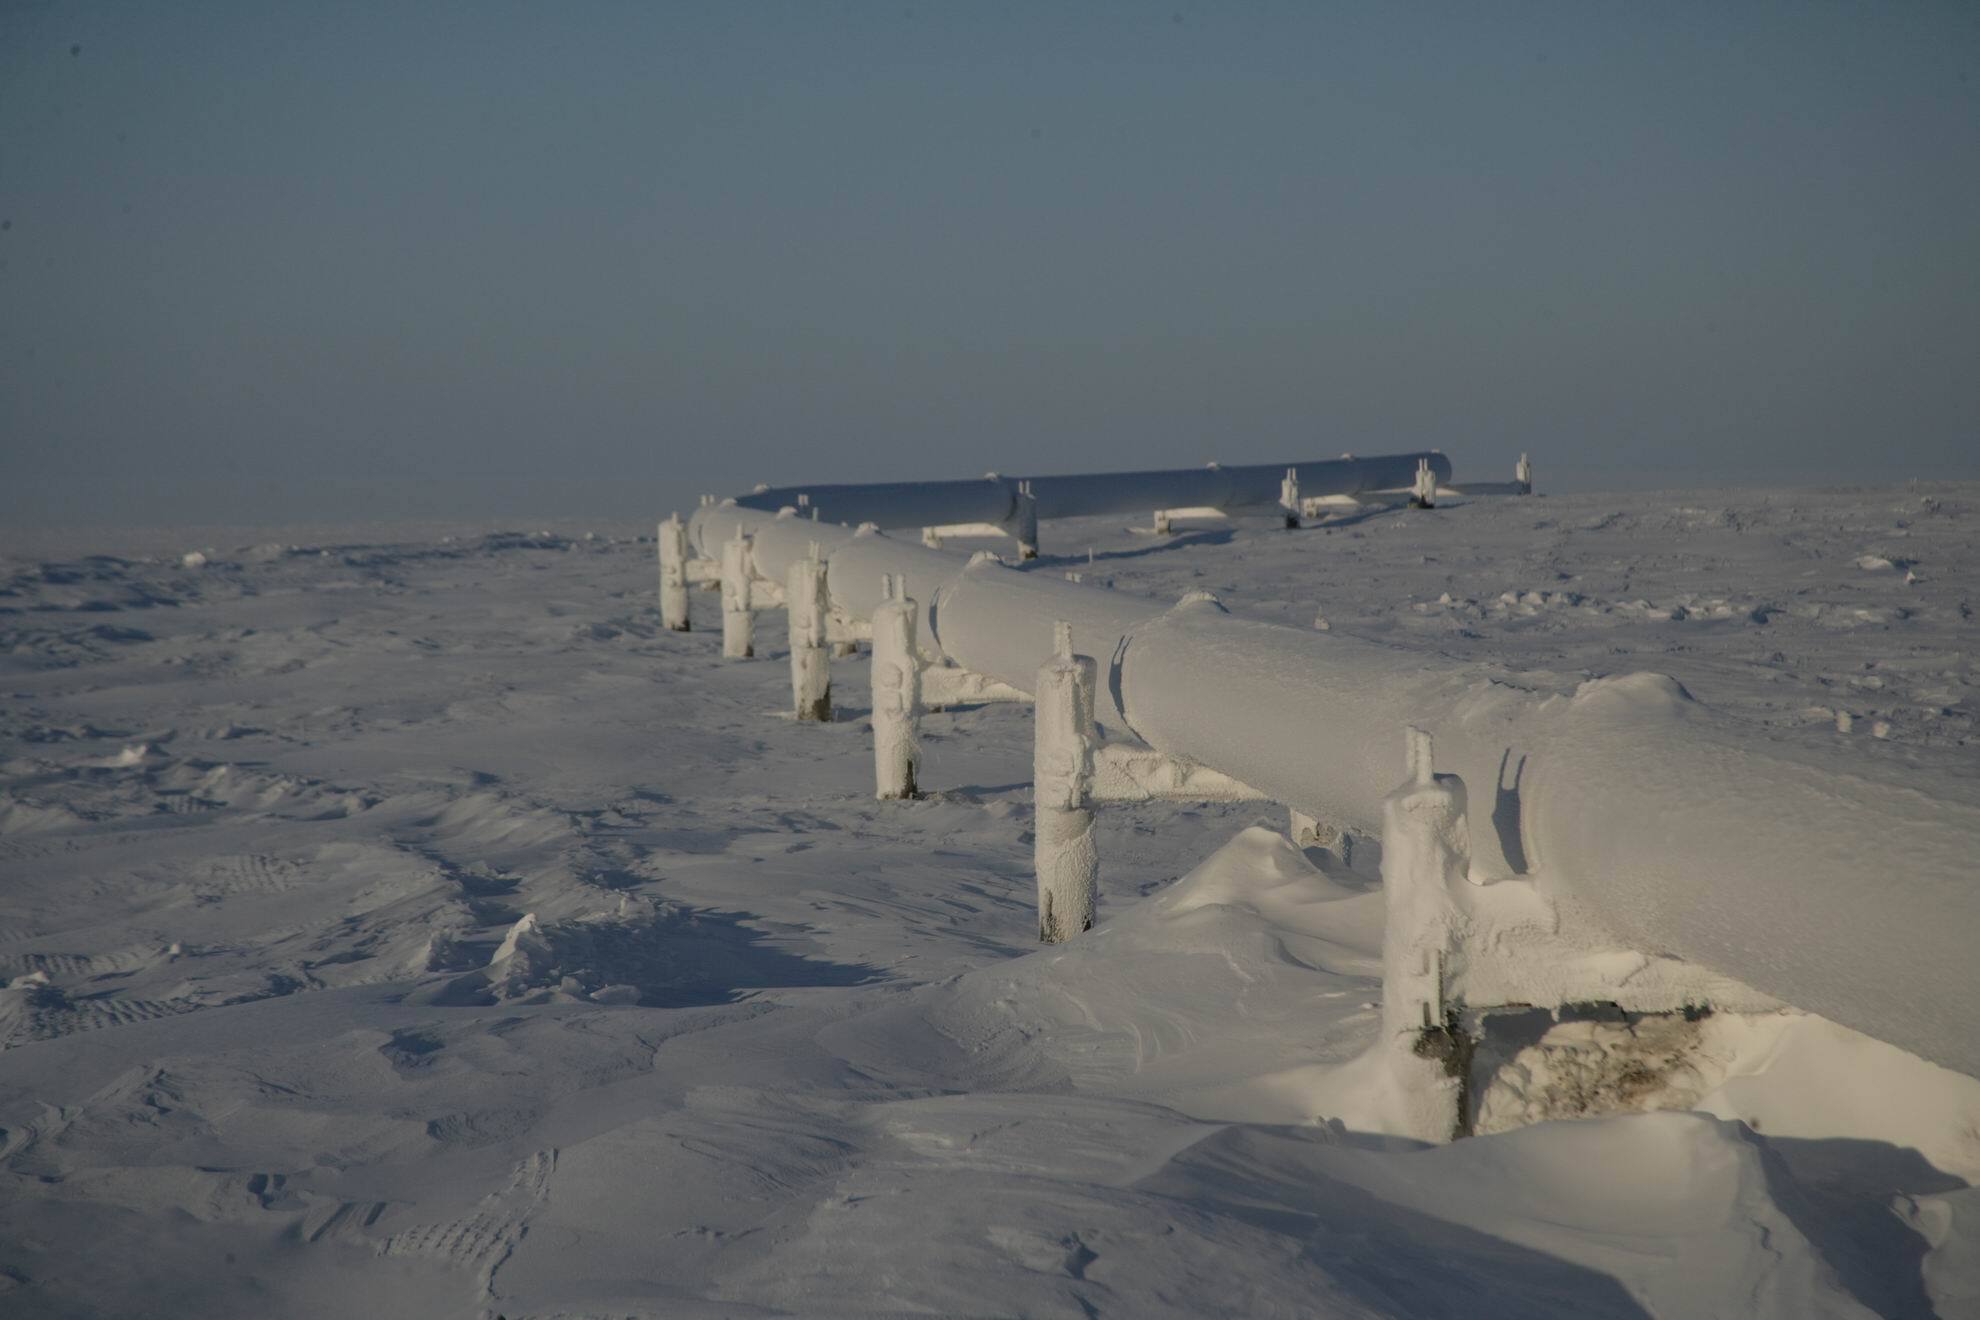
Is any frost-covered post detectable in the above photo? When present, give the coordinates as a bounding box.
[1410,459,1437,509]
[1515,452,1533,495]
[787,546,831,721]
[720,526,754,660]
[1034,620,1098,943]
[1013,481,1039,560]
[659,513,691,631]
[1280,467,1301,529]
[871,575,921,799]
[1379,726,1471,1140]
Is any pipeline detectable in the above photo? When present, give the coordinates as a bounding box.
[679,470,1980,1082]
[693,452,1451,555]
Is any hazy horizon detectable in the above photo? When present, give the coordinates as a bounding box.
[5,2,1977,529]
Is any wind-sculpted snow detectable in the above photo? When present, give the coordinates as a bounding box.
[0,486,1975,1316]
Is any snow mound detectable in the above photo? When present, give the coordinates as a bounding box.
[414,900,876,1009]
[924,820,1980,1189]
[1160,822,1372,917]
[1694,1011,1980,1184]
[1149,1111,1866,1318]
[921,827,1386,1122]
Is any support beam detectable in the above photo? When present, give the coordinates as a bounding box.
[1013,482,1039,560]
[1379,727,1470,1142]
[1410,459,1438,509]
[720,528,754,659]
[871,576,921,800]
[1033,621,1098,944]
[787,549,831,721]
[658,514,691,631]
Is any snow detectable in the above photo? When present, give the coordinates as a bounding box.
[1,485,1977,1317]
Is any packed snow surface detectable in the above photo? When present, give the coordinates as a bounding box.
[2,485,1977,1317]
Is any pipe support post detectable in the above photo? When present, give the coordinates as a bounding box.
[1034,622,1099,943]
[788,554,831,721]
[659,514,692,631]
[871,577,922,799]
[720,530,755,659]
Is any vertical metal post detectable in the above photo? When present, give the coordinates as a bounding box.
[1014,481,1039,560]
[788,547,831,721]
[871,576,922,799]
[1034,620,1098,943]
[1379,726,1472,1139]
[1410,460,1438,509]
[720,527,754,659]
[659,513,691,631]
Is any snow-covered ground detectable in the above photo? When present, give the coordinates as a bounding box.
[3,484,1977,1318]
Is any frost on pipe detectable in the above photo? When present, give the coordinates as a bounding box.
[1521,675,1980,1084]
[735,475,1017,533]
[927,560,1163,731]
[716,453,1452,534]
[1117,605,1980,1080]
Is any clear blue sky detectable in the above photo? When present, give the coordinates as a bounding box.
[4,2,1976,526]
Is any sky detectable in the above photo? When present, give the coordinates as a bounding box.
[3,1,1977,527]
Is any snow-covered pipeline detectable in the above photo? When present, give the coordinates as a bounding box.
[690,503,1980,1082]
[696,452,1451,546]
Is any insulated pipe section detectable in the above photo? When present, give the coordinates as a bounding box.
[1520,678,1980,1088]
[716,510,1158,703]
[701,452,1452,544]
[1024,454,1448,520]
[925,560,1163,731]
[1114,602,1502,841]
[1115,604,1980,1080]
[739,475,1018,531]
[714,502,1162,725]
